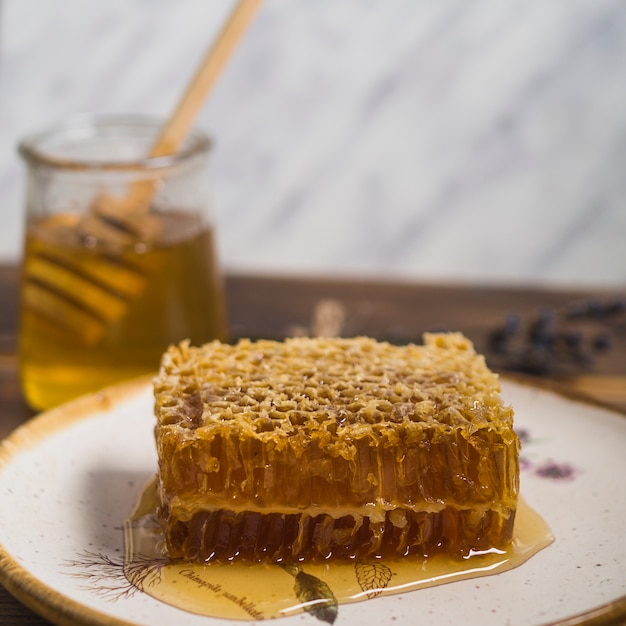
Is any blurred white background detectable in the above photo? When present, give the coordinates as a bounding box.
[1,0,625,287]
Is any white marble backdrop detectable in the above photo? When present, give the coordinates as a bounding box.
[1,0,625,287]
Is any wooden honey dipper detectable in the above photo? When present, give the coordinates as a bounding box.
[22,0,262,343]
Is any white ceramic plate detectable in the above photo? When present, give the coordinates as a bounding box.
[0,377,625,626]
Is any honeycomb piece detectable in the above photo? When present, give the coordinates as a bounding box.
[154,333,519,562]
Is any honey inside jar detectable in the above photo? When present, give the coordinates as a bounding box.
[19,211,227,410]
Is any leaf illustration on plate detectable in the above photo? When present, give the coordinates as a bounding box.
[279,564,339,624]
[355,562,393,598]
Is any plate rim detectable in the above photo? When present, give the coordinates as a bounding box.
[0,375,153,626]
[1,375,625,626]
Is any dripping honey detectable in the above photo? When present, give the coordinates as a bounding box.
[123,479,554,621]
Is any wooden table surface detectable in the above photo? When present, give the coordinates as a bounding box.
[1,263,625,625]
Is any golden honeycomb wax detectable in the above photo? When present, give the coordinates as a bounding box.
[153,333,519,563]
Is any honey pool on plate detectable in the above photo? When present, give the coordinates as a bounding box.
[19,211,227,410]
[124,479,554,623]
